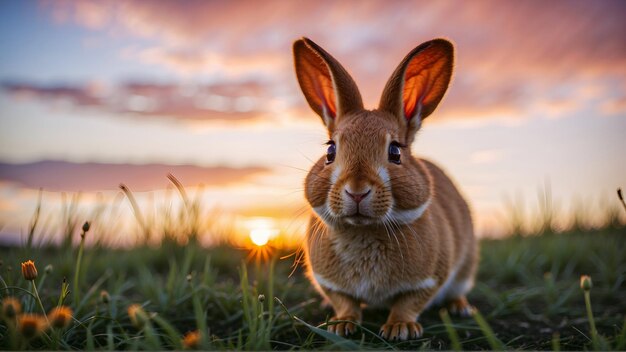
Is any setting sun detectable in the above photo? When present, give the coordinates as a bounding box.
[244,217,279,247]
[250,228,273,246]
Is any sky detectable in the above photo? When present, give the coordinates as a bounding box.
[0,0,625,245]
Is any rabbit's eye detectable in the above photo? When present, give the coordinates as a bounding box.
[326,141,336,164]
[388,142,402,164]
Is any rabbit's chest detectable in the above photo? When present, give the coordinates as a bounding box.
[312,232,430,306]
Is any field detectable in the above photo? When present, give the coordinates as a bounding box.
[1,200,625,350]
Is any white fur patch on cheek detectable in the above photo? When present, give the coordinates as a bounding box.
[312,166,342,224]
[377,166,390,186]
[313,205,329,222]
[330,165,341,185]
[390,198,432,224]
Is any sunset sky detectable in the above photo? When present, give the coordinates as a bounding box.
[0,0,624,245]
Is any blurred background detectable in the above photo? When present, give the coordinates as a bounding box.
[0,0,625,247]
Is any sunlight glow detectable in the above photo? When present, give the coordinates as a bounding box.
[244,217,279,247]
[250,228,272,246]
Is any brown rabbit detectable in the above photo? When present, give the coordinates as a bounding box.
[293,37,478,341]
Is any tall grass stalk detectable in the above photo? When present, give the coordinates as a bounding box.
[151,314,183,349]
[551,332,560,351]
[31,280,49,324]
[537,177,557,234]
[240,263,271,350]
[167,173,203,243]
[439,309,462,351]
[61,193,81,248]
[142,319,161,349]
[26,188,43,249]
[73,222,89,305]
[618,188,626,214]
[581,281,598,349]
[57,277,69,307]
[472,310,505,350]
[119,184,151,243]
[583,290,597,342]
[616,318,626,351]
[190,274,208,349]
[502,191,526,236]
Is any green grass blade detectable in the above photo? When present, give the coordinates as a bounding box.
[440,309,462,351]
[473,310,505,350]
[293,316,360,350]
[151,314,183,350]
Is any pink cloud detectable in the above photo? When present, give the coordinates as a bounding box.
[35,0,626,123]
[0,160,269,192]
[3,82,103,106]
[2,80,275,122]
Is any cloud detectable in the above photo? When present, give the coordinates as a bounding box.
[0,160,269,191]
[2,82,103,106]
[34,0,626,124]
[600,97,626,116]
[136,47,287,77]
[1,80,277,122]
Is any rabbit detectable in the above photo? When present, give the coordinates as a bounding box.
[293,37,478,341]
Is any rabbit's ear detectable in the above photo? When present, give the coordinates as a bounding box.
[379,39,454,144]
[294,37,363,132]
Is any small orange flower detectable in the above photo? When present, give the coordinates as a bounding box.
[17,314,48,339]
[100,290,110,304]
[21,260,38,281]
[182,330,201,349]
[580,275,593,291]
[48,306,73,329]
[127,304,149,328]
[1,297,22,319]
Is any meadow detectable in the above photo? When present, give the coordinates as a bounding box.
[0,187,625,350]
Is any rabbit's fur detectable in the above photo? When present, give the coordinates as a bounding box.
[294,37,478,341]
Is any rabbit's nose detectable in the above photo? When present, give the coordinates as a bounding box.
[345,189,371,204]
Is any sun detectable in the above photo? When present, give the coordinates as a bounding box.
[243,217,280,262]
[250,228,272,246]
[244,217,279,247]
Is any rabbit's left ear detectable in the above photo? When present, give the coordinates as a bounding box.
[379,39,454,144]
[293,37,363,133]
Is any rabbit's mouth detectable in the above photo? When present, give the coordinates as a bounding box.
[344,214,377,226]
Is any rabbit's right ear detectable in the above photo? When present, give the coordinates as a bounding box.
[293,38,363,133]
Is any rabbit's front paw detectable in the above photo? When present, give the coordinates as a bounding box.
[327,316,358,337]
[379,321,423,341]
[447,296,476,317]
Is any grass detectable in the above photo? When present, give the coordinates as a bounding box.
[0,186,625,350]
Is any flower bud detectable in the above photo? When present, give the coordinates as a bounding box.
[580,275,592,291]
[100,290,110,304]
[182,330,200,349]
[45,264,53,274]
[127,304,149,328]
[17,314,48,339]
[21,260,38,281]
[258,294,265,303]
[2,297,22,319]
[82,221,91,233]
[48,306,73,329]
